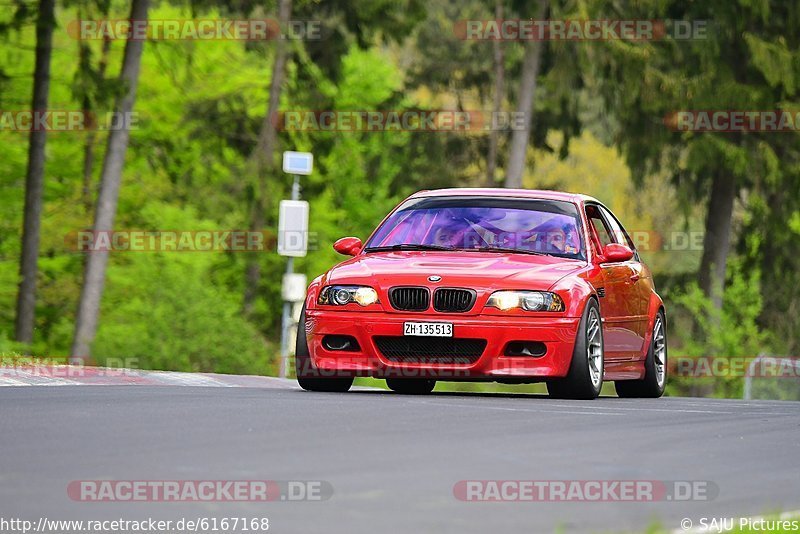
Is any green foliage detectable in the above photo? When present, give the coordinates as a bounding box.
[0,2,433,373]
[300,47,411,276]
[666,260,767,397]
[92,202,273,374]
[526,130,702,274]
[577,0,800,365]
[1,0,798,400]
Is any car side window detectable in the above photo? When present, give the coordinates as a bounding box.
[585,206,614,249]
[598,205,640,261]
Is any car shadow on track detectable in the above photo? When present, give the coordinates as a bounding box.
[312,389,622,401]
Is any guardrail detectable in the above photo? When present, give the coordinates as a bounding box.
[743,354,800,400]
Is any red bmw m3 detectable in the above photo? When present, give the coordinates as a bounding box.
[296,188,667,399]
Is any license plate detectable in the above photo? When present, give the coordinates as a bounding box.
[403,322,453,337]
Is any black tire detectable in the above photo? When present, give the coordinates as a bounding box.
[385,378,436,395]
[295,306,354,393]
[547,298,604,400]
[616,310,667,398]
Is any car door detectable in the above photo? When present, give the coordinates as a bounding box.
[585,204,641,360]
[598,205,650,353]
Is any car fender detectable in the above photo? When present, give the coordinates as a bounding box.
[305,274,324,311]
[640,292,666,358]
[548,271,597,318]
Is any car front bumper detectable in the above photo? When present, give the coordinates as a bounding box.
[303,309,580,380]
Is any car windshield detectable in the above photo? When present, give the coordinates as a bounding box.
[365,196,585,260]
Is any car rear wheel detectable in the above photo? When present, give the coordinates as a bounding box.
[616,310,667,398]
[547,298,604,400]
[295,306,354,393]
[385,378,436,395]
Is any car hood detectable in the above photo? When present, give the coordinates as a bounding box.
[324,251,585,291]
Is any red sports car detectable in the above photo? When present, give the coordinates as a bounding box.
[296,188,667,399]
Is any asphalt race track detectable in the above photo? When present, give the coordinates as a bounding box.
[1,383,799,533]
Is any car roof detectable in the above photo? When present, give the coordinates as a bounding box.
[409,187,601,205]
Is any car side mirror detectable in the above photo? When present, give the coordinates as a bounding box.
[602,243,634,263]
[333,237,363,256]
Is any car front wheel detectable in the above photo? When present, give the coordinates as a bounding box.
[295,306,354,393]
[547,298,604,400]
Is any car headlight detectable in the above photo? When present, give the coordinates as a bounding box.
[486,291,565,312]
[318,285,379,307]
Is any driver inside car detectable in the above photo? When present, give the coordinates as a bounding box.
[523,223,579,255]
[431,221,471,248]
[545,226,580,254]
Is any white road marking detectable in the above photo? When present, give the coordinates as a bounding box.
[0,376,32,386]
[0,369,79,386]
[0,366,300,388]
[147,371,234,387]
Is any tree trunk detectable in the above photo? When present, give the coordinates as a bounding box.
[485,0,505,186]
[14,0,55,344]
[243,0,293,314]
[82,33,112,213]
[698,171,737,310]
[504,0,547,189]
[71,0,149,363]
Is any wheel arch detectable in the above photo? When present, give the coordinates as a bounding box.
[549,275,599,318]
[639,295,666,361]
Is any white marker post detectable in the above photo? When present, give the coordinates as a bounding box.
[278,151,313,378]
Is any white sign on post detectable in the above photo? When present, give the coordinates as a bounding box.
[278,200,309,257]
[282,273,308,302]
[282,151,313,175]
